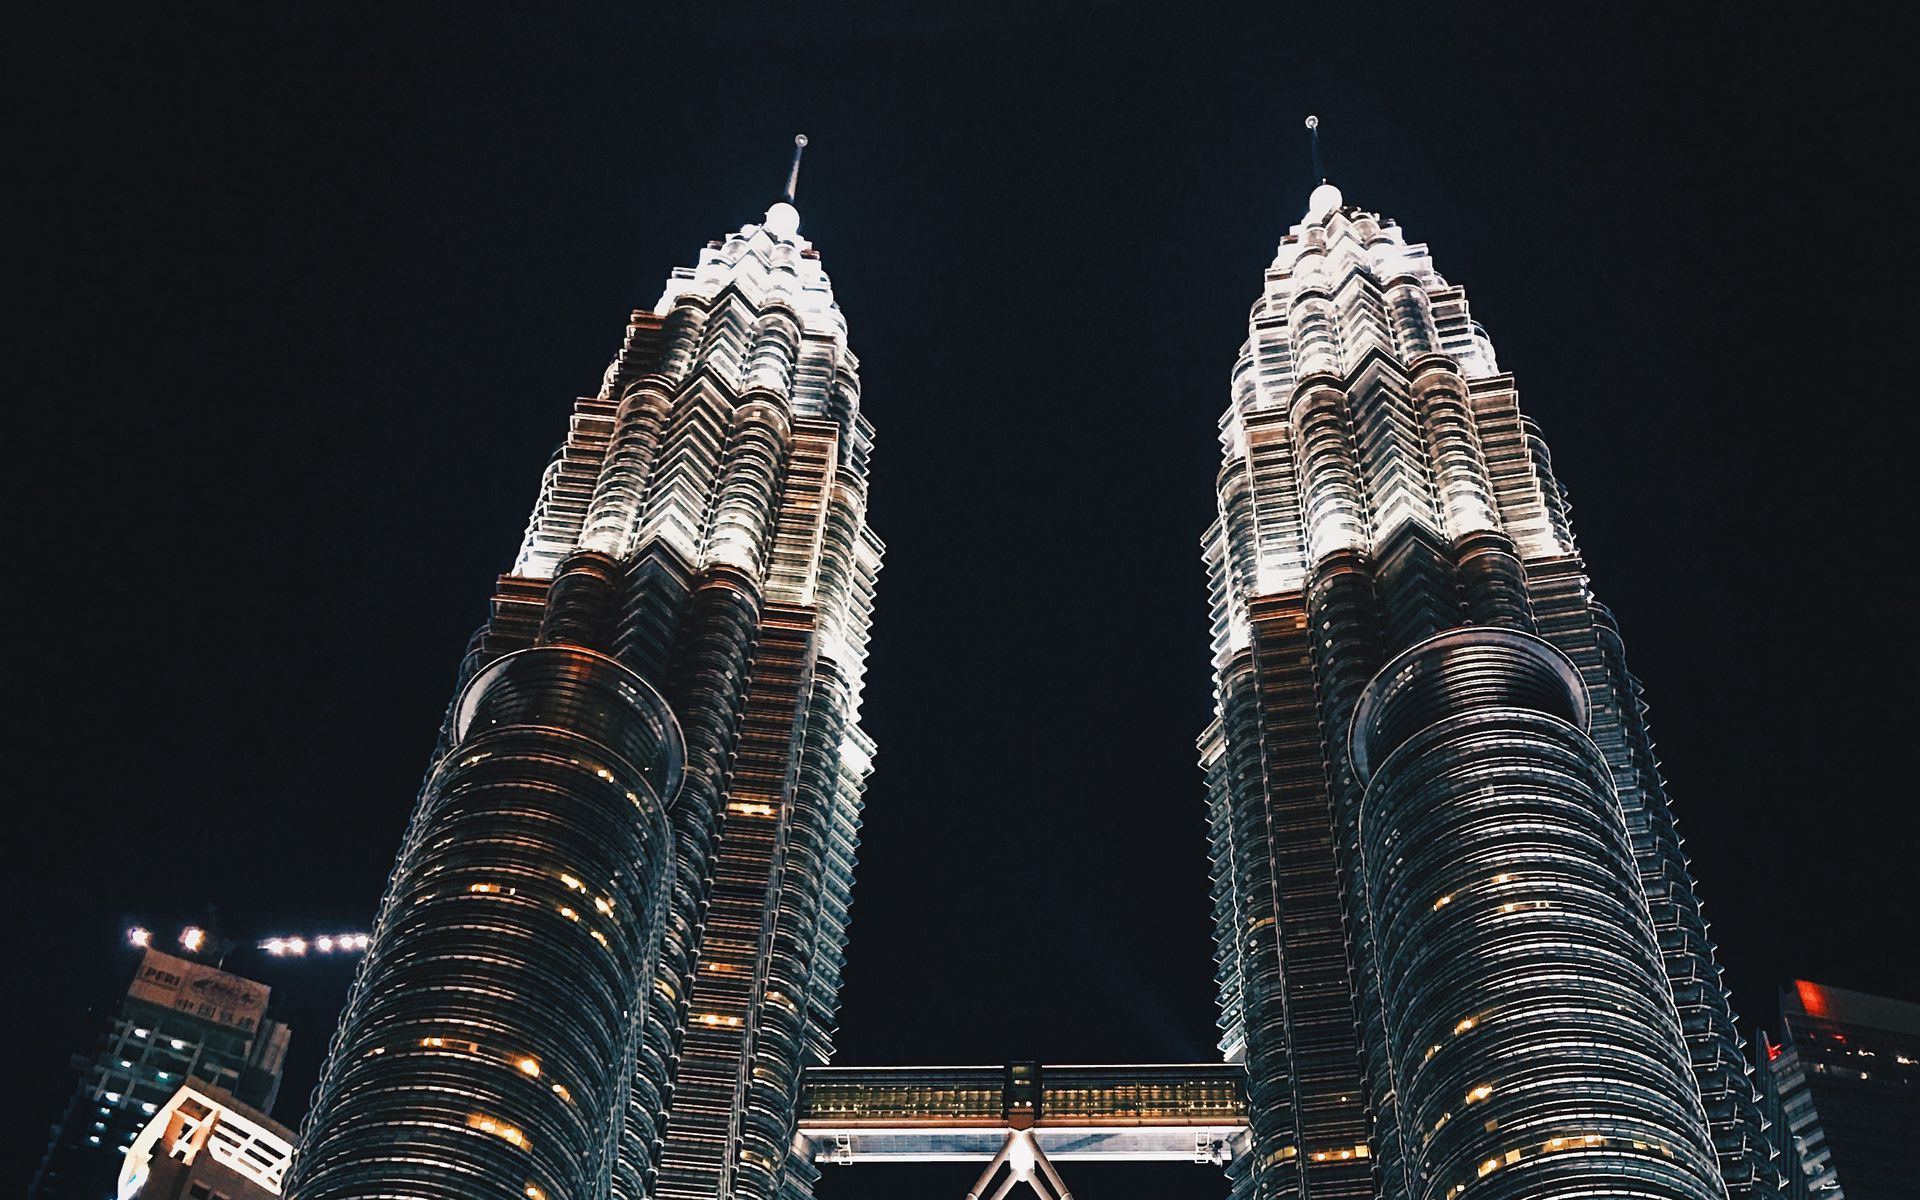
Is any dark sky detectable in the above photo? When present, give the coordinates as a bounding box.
[11,4,1914,1195]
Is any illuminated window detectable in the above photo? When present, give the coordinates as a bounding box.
[467,1113,529,1149]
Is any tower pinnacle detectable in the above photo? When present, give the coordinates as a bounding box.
[1301,115,1342,222]
[764,134,809,240]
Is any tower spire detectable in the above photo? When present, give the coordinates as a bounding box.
[784,133,809,202]
[1301,116,1342,221]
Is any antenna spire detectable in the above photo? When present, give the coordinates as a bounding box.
[1305,115,1326,183]
[784,134,809,202]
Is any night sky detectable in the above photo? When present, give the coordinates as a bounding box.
[12,5,1913,1195]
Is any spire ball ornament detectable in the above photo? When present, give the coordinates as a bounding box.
[1306,182,1344,221]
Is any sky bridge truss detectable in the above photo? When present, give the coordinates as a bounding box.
[793,1063,1251,1186]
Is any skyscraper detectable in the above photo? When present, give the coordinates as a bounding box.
[1758,980,1920,1198]
[1200,168,1776,1200]
[31,945,290,1199]
[289,141,883,1200]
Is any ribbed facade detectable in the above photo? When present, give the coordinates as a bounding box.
[290,193,881,1200]
[1200,183,1774,1200]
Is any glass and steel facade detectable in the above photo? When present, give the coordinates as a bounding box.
[1352,630,1722,1200]
[1200,182,1774,1199]
[289,191,882,1200]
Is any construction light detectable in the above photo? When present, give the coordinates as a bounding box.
[251,930,370,956]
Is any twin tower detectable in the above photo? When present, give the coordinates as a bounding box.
[287,151,1780,1200]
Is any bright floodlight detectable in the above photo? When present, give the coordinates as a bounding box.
[179,926,206,953]
[127,926,151,948]
[257,931,368,954]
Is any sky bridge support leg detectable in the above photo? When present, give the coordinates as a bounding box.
[965,1129,1073,1200]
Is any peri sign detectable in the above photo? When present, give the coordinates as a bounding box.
[127,948,269,1035]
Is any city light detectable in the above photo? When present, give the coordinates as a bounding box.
[178,926,206,953]
[126,926,150,948]
[260,932,368,956]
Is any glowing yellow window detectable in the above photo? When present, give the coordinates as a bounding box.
[468,1114,530,1149]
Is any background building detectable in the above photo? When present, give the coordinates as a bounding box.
[117,1079,296,1200]
[30,945,289,1199]
[1760,980,1919,1198]
[289,156,882,1200]
[1199,175,1773,1200]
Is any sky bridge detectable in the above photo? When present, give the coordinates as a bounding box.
[795,1063,1251,1197]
